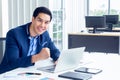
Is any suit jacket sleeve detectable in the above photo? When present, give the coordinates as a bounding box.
[41,31,60,61]
[0,28,33,74]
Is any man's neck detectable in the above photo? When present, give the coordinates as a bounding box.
[29,24,38,37]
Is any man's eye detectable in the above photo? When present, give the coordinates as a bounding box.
[45,21,50,24]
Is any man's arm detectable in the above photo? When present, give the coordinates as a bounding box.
[44,31,60,61]
[0,29,33,74]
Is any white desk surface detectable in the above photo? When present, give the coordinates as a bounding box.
[0,52,120,80]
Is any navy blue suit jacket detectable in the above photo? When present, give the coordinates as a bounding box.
[0,22,60,74]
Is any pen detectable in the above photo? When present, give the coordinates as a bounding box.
[18,72,41,75]
[25,72,41,75]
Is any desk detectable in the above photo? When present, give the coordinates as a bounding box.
[0,52,120,80]
[68,32,120,54]
[88,27,120,33]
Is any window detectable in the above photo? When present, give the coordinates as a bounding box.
[50,0,64,51]
[110,0,120,27]
[110,0,120,15]
[89,0,108,16]
[88,0,120,27]
[52,10,63,50]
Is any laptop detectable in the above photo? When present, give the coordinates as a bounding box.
[37,47,85,73]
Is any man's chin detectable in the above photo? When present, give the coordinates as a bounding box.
[38,32,45,35]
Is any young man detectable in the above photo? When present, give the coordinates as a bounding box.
[0,6,60,74]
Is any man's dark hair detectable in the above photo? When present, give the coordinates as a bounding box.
[33,6,52,21]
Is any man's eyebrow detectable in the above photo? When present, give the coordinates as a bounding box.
[37,17,50,22]
[37,17,42,20]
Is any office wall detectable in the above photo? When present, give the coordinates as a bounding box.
[65,0,85,33]
[0,0,2,37]
[0,1,2,63]
[8,0,49,29]
[63,0,85,49]
[1,0,9,37]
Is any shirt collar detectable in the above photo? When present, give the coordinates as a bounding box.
[26,22,40,39]
[26,22,31,36]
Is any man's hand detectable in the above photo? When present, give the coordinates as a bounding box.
[54,60,58,65]
[38,48,50,60]
[32,48,50,63]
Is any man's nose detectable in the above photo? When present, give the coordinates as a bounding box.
[41,22,45,27]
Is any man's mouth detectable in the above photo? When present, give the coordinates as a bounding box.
[37,27,45,32]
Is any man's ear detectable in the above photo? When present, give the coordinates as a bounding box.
[32,17,35,22]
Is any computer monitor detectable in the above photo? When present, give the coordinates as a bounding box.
[104,15,119,31]
[85,16,106,33]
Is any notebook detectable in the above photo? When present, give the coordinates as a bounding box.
[37,47,85,73]
[58,71,92,80]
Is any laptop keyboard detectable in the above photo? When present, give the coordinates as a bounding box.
[46,67,55,71]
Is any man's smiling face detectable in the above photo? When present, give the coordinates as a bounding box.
[30,13,50,37]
